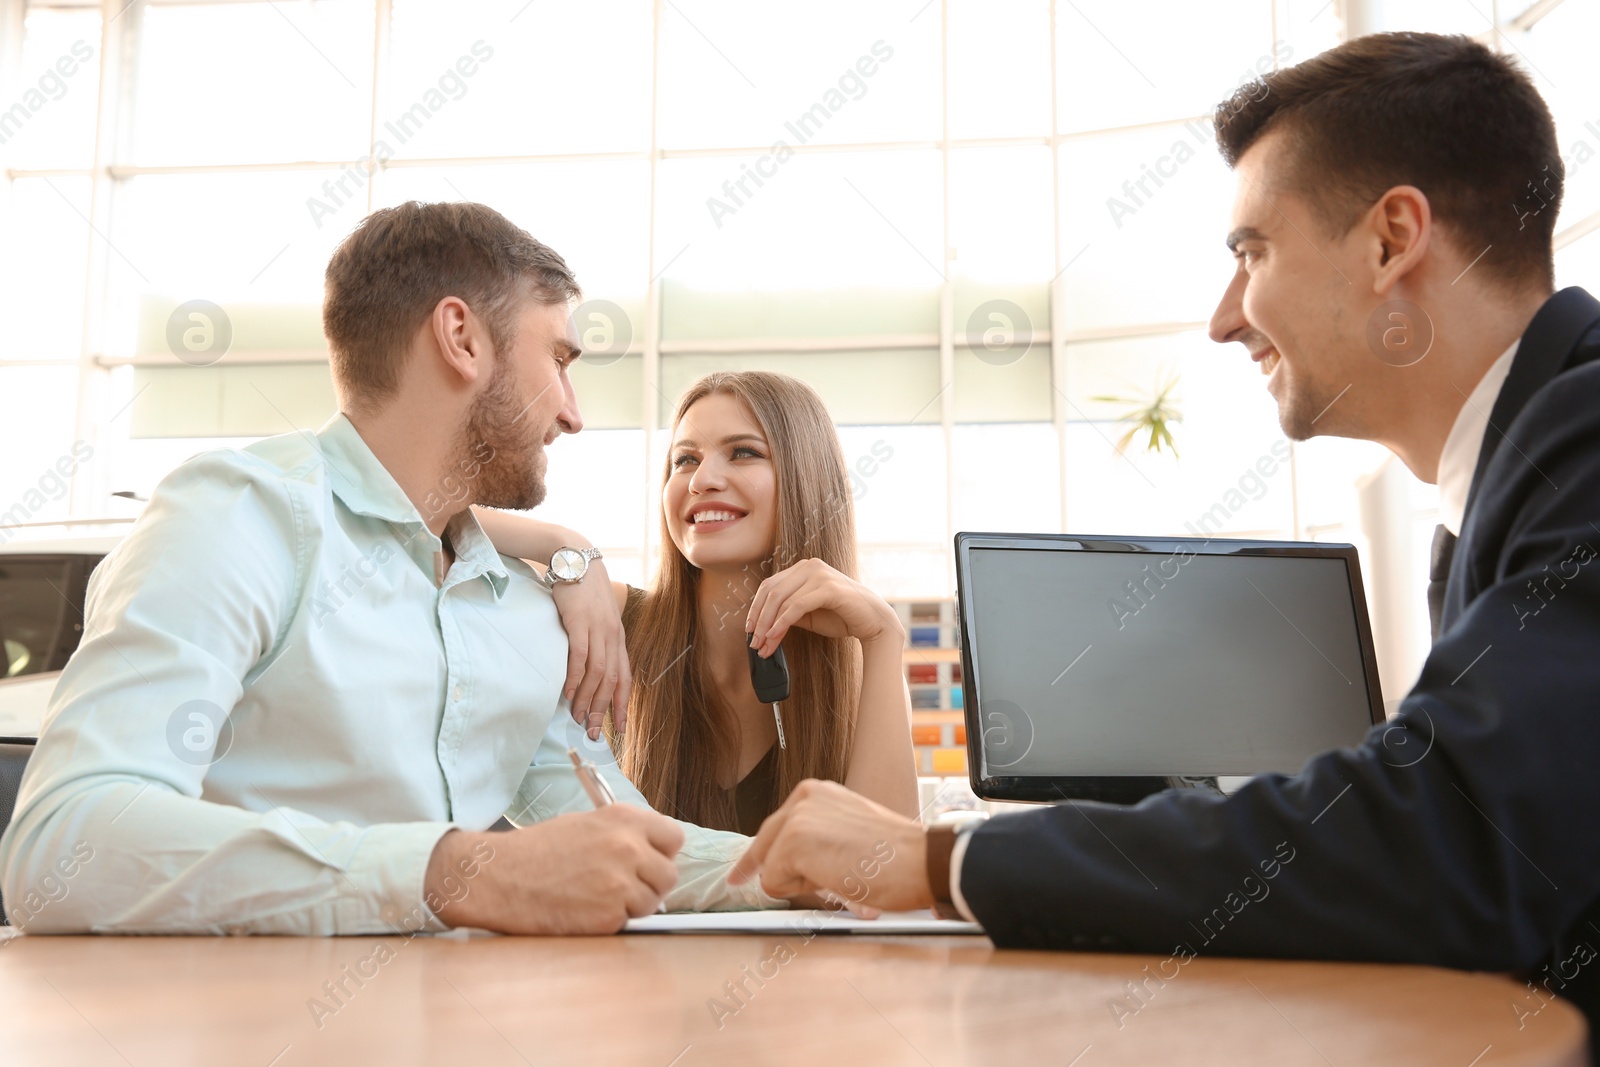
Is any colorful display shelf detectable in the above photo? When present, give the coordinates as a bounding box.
[894,598,969,777]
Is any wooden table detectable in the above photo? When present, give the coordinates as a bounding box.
[0,927,1586,1066]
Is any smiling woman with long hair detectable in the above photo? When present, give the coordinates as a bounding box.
[478,371,918,833]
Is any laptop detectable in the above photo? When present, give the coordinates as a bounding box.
[954,533,1386,803]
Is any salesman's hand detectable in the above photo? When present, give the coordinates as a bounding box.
[548,560,630,739]
[728,779,934,912]
[425,806,682,935]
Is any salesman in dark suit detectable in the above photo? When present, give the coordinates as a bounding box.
[730,30,1600,1033]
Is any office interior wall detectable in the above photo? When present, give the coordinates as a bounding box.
[0,0,1594,625]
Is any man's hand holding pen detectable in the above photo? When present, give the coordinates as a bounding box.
[424,751,678,935]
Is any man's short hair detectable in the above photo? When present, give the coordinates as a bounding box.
[1213,32,1561,292]
[323,201,581,410]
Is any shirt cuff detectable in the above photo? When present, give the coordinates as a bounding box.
[926,813,986,923]
[342,821,459,936]
[949,824,979,923]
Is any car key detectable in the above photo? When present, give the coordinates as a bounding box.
[747,633,790,750]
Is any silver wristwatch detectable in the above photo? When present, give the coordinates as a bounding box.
[542,546,603,588]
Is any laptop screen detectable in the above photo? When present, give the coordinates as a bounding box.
[956,534,1383,798]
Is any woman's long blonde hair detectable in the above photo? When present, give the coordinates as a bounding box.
[616,371,863,831]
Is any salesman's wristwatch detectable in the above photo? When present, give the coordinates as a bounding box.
[542,546,603,589]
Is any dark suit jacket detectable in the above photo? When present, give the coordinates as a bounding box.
[961,287,1600,1033]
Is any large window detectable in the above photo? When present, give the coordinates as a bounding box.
[2,0,1597,619]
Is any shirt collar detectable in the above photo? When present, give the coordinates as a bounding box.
[1437,339,1519,536]
[314,413,509,598]
[442,509,511,598]
[316,413,427,525]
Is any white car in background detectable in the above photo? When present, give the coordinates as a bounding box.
[0,530,125,739]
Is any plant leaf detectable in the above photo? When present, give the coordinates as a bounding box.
[1096,371,1183,458]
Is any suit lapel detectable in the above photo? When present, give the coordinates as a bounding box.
[1437,287,1600,637]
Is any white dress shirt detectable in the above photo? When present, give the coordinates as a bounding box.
[1437,340,1519,535]
[0,414,775,935]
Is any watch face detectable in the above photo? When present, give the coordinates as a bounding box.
[551,548,585,582]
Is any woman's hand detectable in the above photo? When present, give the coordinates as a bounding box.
[548,562,630,740]
[746,558,905,656]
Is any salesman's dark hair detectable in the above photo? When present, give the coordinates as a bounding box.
[323,201,580,412]
[1213,32,1561,292]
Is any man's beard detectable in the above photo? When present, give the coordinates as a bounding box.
[456,363,547,511]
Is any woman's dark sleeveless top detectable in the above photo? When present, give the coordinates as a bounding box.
[624,585,780,836]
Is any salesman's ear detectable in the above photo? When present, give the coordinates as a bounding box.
[429,295,489,387]
[1363,185,1433,297]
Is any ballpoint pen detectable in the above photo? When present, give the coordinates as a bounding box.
[567,747,666,915]
[567,747,617,808]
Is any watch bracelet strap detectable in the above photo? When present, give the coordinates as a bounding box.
[926,823,958,919]
[546,546,603,588]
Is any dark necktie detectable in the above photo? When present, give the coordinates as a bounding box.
[1427,524,1456,642]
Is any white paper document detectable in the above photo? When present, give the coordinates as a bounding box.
[624,908,984,935]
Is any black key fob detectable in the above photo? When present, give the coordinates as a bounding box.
[746,633,790,703]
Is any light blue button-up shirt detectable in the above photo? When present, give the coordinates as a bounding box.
[0,414,774,934]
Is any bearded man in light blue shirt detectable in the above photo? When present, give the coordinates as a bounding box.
[0,201,778,935]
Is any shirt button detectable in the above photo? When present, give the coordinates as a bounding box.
[453,686,463,702]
